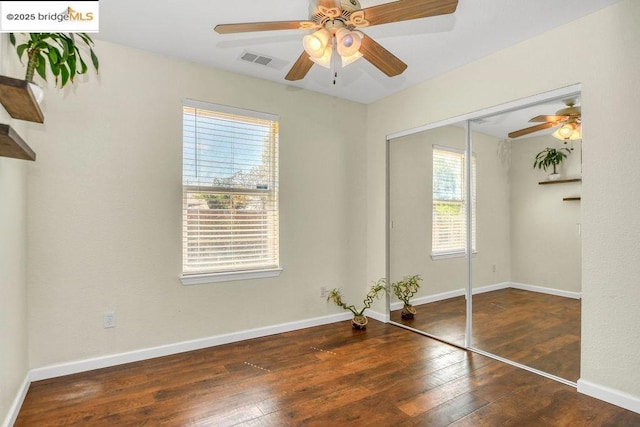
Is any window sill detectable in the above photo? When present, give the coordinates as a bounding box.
[181,268,283,285]
[431,251,477,261]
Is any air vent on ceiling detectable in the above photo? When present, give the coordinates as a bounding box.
[254,56,272,66]
[239,51,287,71]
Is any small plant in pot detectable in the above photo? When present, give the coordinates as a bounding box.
[391,275,422,319]
[327,280,387,330]
[533,147,571,180]
[9,32,99,102]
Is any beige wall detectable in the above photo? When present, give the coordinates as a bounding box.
[0,37,30,425]
[25,40,368,368]
[0,132,29,425]
[509,136,582,292]
[472,131,512,288]
[368,0,640,399]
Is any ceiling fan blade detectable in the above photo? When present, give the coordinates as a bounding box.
[285,52,314,81]
[508,121,561,139]
[214,21,313,34]
[360,0,458,27]
[359,35,407,77]
[529,115,569,123]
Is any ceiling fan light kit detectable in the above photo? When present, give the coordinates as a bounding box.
[335,28,362,58]
[508,100,582,142]
[302,27,363,71]
[552,119,582,141]
[214,0,459,82]
[303,29,331,59]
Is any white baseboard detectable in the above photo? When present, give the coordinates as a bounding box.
[30,312,352,382]
[578,379,640,414]
[365,309,390,323]
[472,282,511,295]
[2,373,30,427]
[390,288,466,311]
[510,282,582,299]
[390,281,580,310]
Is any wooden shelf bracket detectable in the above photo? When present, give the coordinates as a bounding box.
[0,123,36,161]
[0,75,44,123]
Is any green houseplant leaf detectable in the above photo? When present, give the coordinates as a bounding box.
[533,147,571,175]
[9,32,99,88]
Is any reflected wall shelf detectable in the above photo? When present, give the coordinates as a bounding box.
[538,178,581,185]
[0,124,36,161]
[538,177,581,201]
[0,75,44,123]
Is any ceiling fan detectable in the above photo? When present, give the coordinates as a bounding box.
[508,100,582,141]
[214,0,459,82]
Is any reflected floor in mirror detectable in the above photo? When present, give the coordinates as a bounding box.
[391,288,580,382]
[390,296,466,347]
[472,288,580,382]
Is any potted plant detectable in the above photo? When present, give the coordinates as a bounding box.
[391,275,422,319]
[9,32,99,101]
[533,147,571,180]
[327,280,387,330]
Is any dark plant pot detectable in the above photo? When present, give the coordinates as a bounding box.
[401,305,417,320]
[351,315,368,330]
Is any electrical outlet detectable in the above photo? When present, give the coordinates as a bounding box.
[492,264,496,273]
[103,311,116,328]
[320,287,328,298]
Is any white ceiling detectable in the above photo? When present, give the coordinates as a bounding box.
[94,0,619,105]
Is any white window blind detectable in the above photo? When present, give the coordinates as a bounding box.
[182,100,279,276]
[432,146,476,256]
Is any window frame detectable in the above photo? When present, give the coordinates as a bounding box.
[180,99,282,285]
[431,144,476,260]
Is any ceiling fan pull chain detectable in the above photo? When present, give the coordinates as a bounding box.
[331,37,338,85]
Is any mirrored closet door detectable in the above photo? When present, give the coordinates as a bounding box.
[388,123,469,348]
[469,95,582,383]
[387,85,582,384]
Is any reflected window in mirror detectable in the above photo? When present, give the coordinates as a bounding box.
[432,145,476,260]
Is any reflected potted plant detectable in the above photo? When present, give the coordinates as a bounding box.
[327,280,387,330]
[533,147,571,180]
[391,275,422,319]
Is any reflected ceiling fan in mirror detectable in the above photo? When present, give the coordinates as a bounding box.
[508,99,582,141]
[214,0,459,82]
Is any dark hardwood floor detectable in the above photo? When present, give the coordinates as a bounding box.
[391,288,580,381]
[16,319,638,426]
[390,295,467,346]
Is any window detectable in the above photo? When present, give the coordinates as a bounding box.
[182,100,280,282]
[432,145,476,258]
